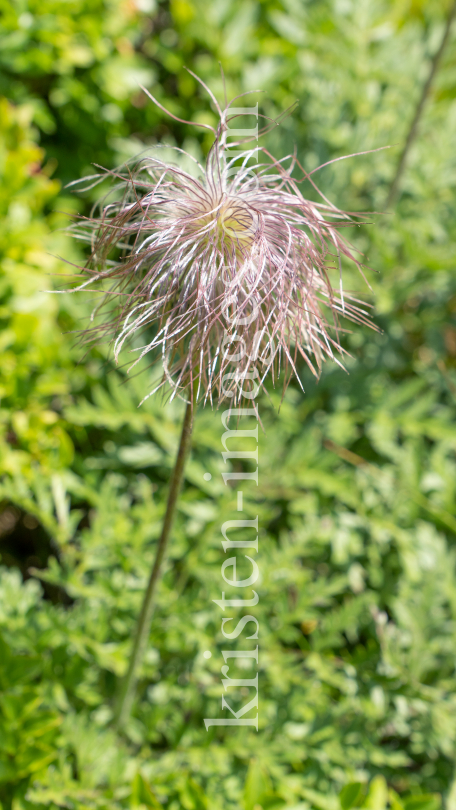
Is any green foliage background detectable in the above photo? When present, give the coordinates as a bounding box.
[1,0,456,808]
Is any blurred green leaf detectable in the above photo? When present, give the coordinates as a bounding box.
[403,797,441,810]
[364,778,389,810]
[131,773,162,809]
[340,783,366,810]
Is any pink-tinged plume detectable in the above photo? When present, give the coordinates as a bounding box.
[67,77,375,405]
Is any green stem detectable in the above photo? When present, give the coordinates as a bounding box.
[386,0,456,208]
[113,399,194,728]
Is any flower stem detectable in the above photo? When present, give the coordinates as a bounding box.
[113,400,194,729]
[386,0,456,208]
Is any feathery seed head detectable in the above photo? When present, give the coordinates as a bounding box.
[68,77,374,406]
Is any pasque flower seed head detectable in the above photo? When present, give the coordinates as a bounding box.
[67,76,375,405]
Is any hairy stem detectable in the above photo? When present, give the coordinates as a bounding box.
[113,400,194,728]
[386,0,456,208]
